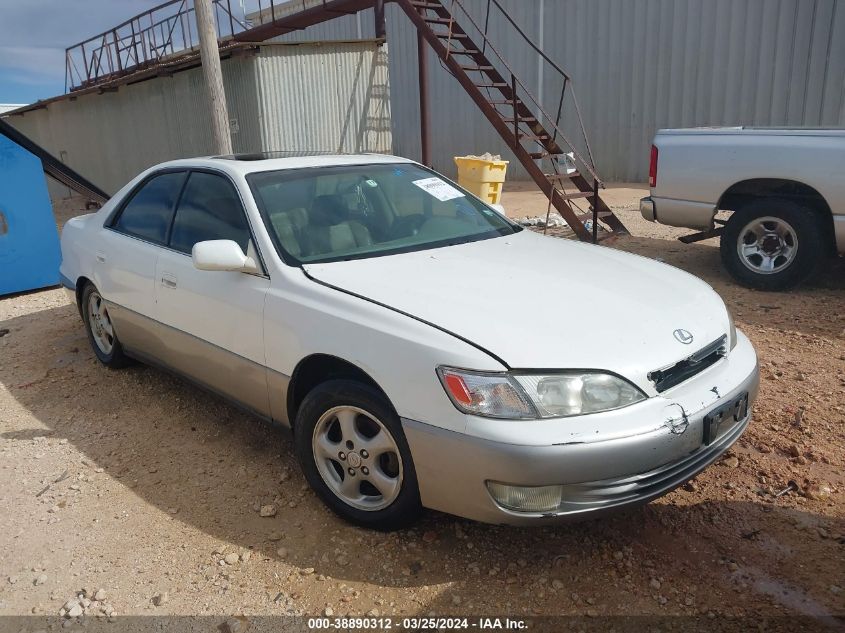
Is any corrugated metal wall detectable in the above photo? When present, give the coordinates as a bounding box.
[7,41,391,195]
[276,0,845,182]
[254,43,391,154]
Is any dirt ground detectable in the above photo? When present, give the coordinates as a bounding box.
[1,185,843,630]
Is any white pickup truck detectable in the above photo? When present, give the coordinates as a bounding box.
[640,128,844,290]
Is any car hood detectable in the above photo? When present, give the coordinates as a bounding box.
[303,229,730,392]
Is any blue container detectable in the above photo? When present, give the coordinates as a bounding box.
[0,132,61,295]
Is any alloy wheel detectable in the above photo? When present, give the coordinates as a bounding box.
[311,405,403,511]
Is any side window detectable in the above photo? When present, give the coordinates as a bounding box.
[169,172,251,254]
[113,171,186,244]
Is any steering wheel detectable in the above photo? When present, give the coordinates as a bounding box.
[388,214,426,239]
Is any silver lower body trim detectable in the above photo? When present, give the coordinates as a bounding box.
[105,300,289,424]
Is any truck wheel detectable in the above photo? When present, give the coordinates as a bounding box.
[294,379,422,531]
[720,198,825,291]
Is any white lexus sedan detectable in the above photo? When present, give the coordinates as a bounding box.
[60,153,759,529]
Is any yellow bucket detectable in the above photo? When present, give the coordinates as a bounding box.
[454,156,509,204]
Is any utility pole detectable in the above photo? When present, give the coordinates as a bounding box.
[194,0,233,155]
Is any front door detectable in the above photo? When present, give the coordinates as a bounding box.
[152,170,271,416]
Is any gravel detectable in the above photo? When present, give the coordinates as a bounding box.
[0,189,842,620]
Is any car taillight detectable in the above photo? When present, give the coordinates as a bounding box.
[649,144,658,188]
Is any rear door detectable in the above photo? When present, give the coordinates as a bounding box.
[153,169,271,416]
[97,170,187,353]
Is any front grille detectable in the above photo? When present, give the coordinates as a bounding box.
[648,335,727,393]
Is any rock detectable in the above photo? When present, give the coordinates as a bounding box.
[804,484,832,500]
[67,603,83,618]
[336,555,348,567]
[152,592,169,606]
[259,505,277,517]
[451,595,462,605]
[276,548,288,559]
[758,444,772,454]
[422,531,437,543]
[224,553,240,565]
[221,617,244,633]
[551,579,564,590]
[268,532,284,542]
[8,576,17,585]
[324,607,334,616]
[788,444,801,458]
[240,551,251,563]
[63,599,79,612]
[649,578,661,590]
[34,574,47,586]
[93,589,106,601]
[722,456,740,468]
[728,562,739,572]
[300,567,315,575]
[367,609,380,617]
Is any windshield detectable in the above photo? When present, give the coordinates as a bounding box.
[247,163,519,264]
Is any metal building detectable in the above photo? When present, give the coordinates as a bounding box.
[5,0,844,189]
[6,40,391,195]
[273,0,845,182]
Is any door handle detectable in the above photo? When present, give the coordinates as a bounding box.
[160,273,177,289]
[96,251,106,263]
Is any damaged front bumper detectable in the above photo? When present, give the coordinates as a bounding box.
[403,333,759,525]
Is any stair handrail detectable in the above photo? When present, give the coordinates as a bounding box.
[446,0,600,183]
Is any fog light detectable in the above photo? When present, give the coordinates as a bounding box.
[486,481,563,513]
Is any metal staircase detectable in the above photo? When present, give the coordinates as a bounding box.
[61,0,628,239]
[396,0,628,242]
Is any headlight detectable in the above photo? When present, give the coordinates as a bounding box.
[727,309,738,350]
[437,367,646,419]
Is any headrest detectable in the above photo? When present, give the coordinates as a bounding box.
[310,195,348,226]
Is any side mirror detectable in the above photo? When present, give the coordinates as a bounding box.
[192,240,258,273]
[490,203,506,215]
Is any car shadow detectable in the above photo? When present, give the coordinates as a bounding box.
[1,299,843,622]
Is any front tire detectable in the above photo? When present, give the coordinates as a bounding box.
[81,283,132,368]
[720,198,825,291]
[294,379,422,530]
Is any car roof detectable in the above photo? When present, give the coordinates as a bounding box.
[151,153,417,177]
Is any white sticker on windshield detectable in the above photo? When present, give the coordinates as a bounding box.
[412,177,465,202]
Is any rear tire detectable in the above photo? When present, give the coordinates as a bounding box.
[720,198,825,291]
[81,283,132,368]
[294,379,422,531]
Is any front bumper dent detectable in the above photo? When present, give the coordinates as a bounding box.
[403,341,759,525]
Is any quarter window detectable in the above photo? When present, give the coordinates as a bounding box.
[113,171,186,244]
[169,172,251,254]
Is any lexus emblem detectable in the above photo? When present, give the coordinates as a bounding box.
[673,329,694,345]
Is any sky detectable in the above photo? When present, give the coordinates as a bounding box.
[0,1,161,105]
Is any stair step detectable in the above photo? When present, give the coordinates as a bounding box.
[424,17,454,24]
[410,1,443,7]
[488,99,525,105]
[475,82,508,88]
[553,190,593,201]
[528,151,563,159]
[446,49,481,55]
[519,133,551,140]
[545,172,580,180]
[432,31,471,39]
[460,65,495,71]
[502,116,538,123]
